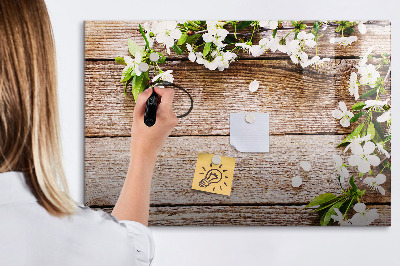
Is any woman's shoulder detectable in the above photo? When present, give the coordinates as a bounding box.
[74,205,155,265]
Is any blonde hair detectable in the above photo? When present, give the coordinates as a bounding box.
[0,0,76,216]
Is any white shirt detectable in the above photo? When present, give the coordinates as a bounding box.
[0,171,155,266]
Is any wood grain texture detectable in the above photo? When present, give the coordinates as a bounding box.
[85,136,391,206]
[84,21,391,60]
[96,204,391,226]
[84,20,391,226]
[85,59,390,137]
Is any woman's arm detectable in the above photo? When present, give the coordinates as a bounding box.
[112,87,177,226]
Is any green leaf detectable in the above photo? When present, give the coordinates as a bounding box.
[321,201,343,226]
[224,34,237,44]
[157,52,166,63]
[272,28,278,38]
[203,42,212,57]
[360,88,378,99]
[128,39,145,57]
[350,111,364,122]
[343,27,355,35]
[236,21,253,29]
[337,122,365,147]
[120,68,133,82]
[305,193,337,208]
[372,119,385,140]
[138,24,149,50]
[349,176,357,192]
[131,73,149,101]
[352,102,366,110]
[177,32,188,45]
[340,197,355,216]
[115,57,126,65]
[172,44,182,55]
[367,122,376,139]
[312,22,320,41]
[186,33,202,45]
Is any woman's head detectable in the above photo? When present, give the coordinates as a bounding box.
[0,0,76,216]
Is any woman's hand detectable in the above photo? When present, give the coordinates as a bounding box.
[130,86,178,157]
[112,86,177,225]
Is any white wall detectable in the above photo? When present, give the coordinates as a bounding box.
[46,0,399,265]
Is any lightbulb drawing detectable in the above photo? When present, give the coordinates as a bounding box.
[192,153,236,196]
[198,163,229,192]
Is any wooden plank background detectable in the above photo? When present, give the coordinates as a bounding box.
[85,21,391,226]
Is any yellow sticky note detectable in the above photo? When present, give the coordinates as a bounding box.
[191,153,236,196]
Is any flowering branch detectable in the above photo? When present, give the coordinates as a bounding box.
[114,20,368,100]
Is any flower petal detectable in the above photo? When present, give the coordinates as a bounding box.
[363,141,376,155]
[249,80,260,92]
[354,203,366,213]
[338,101,347,112]
[367,155,380,167]
[348,155,360,166]
[351,143,363,155]
[340,118,350,127]
[375,174,386,184]
[358,159,371,173]
[377,186,386,195]
[333,155,343,167]
[300,161,311,171]
[332,109,343,119]
[363,177,373,186]
[291,176,302,187]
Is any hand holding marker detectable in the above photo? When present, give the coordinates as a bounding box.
[143,81,194,127]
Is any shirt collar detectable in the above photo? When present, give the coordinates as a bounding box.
[0,171,38,205]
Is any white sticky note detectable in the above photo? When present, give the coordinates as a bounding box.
[230,113,269,152]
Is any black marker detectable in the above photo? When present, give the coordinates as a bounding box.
[144,88,158,127]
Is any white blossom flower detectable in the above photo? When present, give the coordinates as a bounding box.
[348,72,359,100]
[332,101,354,127]
[377,109,391,123]
[333,155,350,184]
[123,52,143,77]
[358,64,380,87]
[195,52,205,65]
[376,142,390,158]
[363,100,387,111]
[329,36,358,46]
[358,46,373,67]
[363,174,386,195]
[300,161,311,171]
[291,176,302,187]
[152,70,174,83]
[142,22,154,48]
[235,43,265,57]
[349,203,379,225]
[343,134,371,153]
[321,21,329,31]
[151,21,182,54]
[186,43,196,62]
[202,21,229,49]
[259,20,278,29]
[263,36,287,53]
[200,51,237,71]
[297,31,316,47]
[358,21,367,34]
[249,80,260,92]
[348,141,380,173]
[331,208,351,226]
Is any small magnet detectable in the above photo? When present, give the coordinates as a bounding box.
[211,155,222,165]
[139,62,149,72]
[245,114,255,124]
[149,52,160,62]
